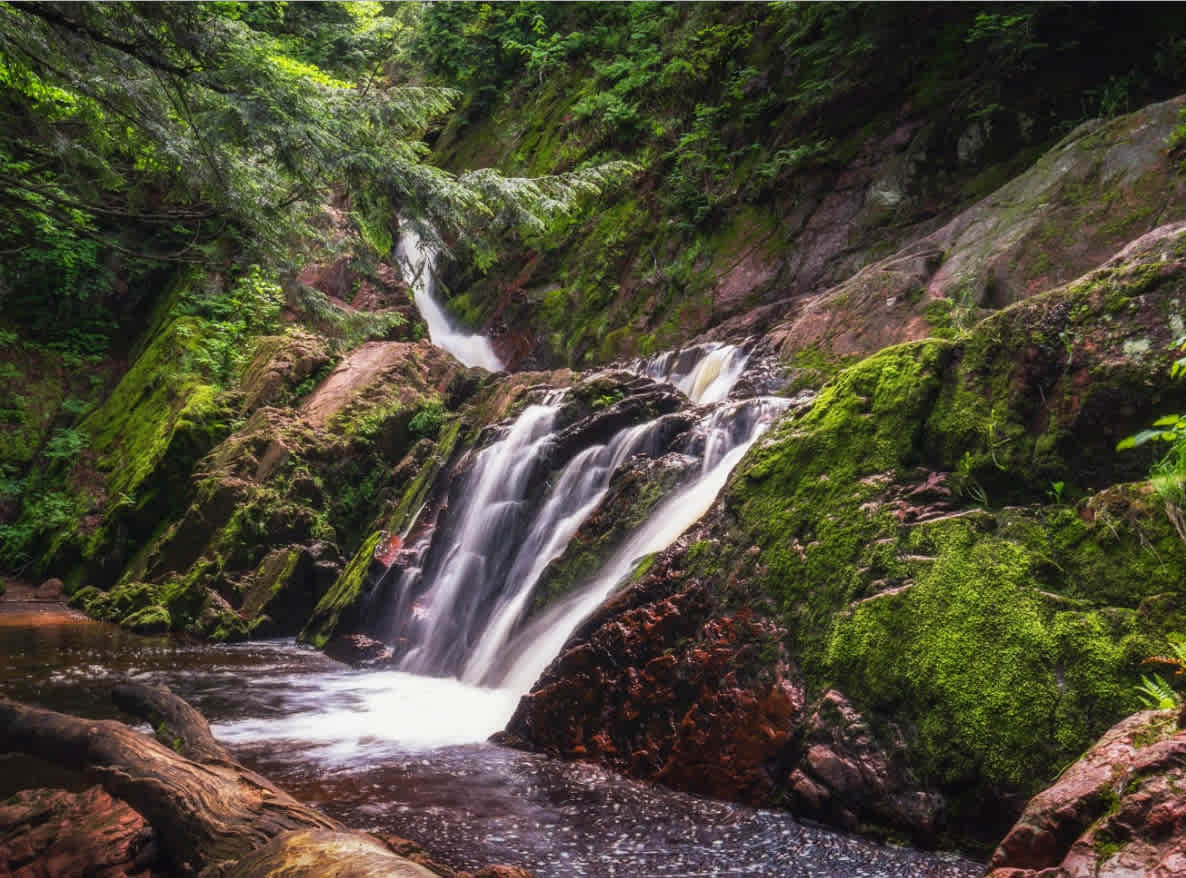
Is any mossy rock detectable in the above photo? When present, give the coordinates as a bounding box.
[301,530,384,649]
[75,581,160,623]
[122,604,171,635]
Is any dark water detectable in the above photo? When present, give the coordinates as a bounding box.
[0,604,983,877]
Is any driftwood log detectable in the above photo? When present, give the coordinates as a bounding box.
[0,683,444,878]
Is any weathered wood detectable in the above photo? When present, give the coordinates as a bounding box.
[112,680,228,763]
[222,830,442,878]
[0,687,447,878]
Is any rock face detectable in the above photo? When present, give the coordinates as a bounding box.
[507,557,804,807]
[0,786,157,878]
[508,222,1186,848]
[67,340,479,642]
[987,708,1186,878]
[768,96,1186,362]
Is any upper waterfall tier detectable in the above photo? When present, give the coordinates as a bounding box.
[630,342,749,404]
[395,224,503,372]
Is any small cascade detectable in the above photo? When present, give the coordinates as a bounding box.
[489,395,788,693]
[395,223,503,372]
[387,399,563,674]
[631,342,750,404]
[368,335,791,709]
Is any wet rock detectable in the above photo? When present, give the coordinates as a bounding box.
[526,449,700,617]
[34,579,63,601]
[241,543,342,638]
[0,786,157,878]
[787,690,943,837]
[324,633,394,669]
[986,709,1186,878]
[508,556,804,806]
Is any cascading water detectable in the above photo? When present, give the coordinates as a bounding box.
[492,395,788,694]
[373,339,786,708]
[387,396,678,678]
[631,341,750,404]
[395,223,504,371]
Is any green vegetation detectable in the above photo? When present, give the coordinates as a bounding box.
[423,2,1186,366]
[1118,333,1186,504]
[1136,633,1186,708]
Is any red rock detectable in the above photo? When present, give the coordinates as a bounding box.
[0,786,156,878]
[988,709,1186,878]
[323,633,394,668]
[34,579,63,601]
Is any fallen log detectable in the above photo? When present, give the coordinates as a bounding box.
[0,683,446,878]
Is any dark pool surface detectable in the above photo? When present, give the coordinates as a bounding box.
[0,604,984,877]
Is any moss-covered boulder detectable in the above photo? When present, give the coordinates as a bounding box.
[507,222,1186,849]
[239,331,334,413]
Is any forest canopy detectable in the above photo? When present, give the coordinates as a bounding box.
[0,1,630,337]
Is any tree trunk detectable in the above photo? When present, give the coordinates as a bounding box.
[0,684,442,878]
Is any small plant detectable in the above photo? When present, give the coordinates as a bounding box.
[1136,633,1186,709]
[1048,480,1066,504]
[1117,334,1186,505]
[409,400,446,439]
[43,427,88,461]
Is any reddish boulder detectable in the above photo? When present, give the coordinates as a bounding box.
[0,786,156,878]
[987,709,1186,878]
[323,633,394,669]
[787,690,943,837]
[33,580,63,601]
[507,554,804,806]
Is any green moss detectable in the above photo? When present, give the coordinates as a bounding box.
[78,581,159,622]
[122,603,171,634]
[301,530,382,648]
[694,264,1186,838]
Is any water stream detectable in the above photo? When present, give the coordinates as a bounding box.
[396,223,504,371]
[0,608,982,877]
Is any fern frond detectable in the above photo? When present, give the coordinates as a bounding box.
[1136,673,1182,710]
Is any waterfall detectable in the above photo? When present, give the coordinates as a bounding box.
[631,342,750,405]
[395,223,503,372]
[371,339,782,708]
[490,396,787,693]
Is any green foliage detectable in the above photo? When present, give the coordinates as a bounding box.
[1118,334,1186,503]
[174,266,284,384]
[1139,633,1186,707]
[1136,673,1182,709]
[0,0,635,366]
[409,400,446,439]
[43,427,87,462]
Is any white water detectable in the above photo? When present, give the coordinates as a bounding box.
[393,400,563,674]
[396,223,503,371]
[632,342,750,404]
[213,668,519,758]
[493,397,788,693]
[459,419,677,685]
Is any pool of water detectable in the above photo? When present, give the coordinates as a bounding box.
[0,604,983,877]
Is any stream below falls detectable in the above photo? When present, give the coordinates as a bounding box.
[1,606,983,878]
